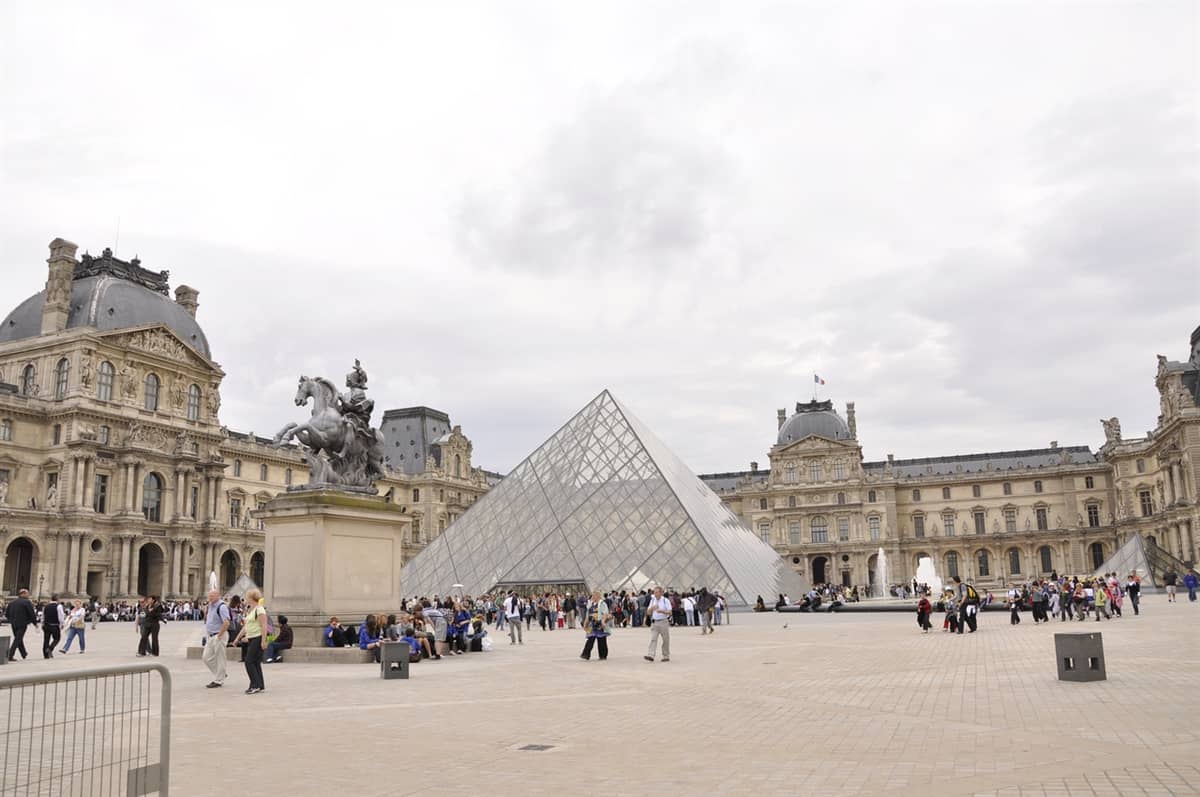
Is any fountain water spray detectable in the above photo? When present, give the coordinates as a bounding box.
[872,547,890,598]
[915,556,943,597]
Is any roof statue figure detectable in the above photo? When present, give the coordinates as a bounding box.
[273,359,386,492]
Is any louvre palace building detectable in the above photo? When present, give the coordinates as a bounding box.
[0,238,491,601]
[700,332,1200,591]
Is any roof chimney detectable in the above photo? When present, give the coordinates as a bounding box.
[41,237,78,335]
[750,461,758,473]
[846,401,857,439]
[777,409,786,430]
[175,285,199,318]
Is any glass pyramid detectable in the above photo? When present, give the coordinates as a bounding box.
[401,390,802,606]
[1093,533,1188,588]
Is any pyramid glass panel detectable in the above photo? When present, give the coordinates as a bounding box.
[400,390,804,606]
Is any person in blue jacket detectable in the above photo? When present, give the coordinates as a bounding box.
[1185,568,1199,603]
[358,615,384,662]
[447,603,470,655]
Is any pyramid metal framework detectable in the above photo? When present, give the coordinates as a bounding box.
[401,390,802,606]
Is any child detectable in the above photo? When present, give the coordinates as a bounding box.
[944,593,958,633]
[1093,583,1108,621]
[1009,596,1021,625]
[917,596,932,633]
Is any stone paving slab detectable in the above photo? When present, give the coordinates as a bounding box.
[2,594,1197,796]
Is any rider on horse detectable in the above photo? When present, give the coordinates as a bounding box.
[337,359,375,459]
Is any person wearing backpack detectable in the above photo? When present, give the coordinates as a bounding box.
[203,588,231,688]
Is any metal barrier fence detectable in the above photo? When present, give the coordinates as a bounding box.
[0,662,171,796]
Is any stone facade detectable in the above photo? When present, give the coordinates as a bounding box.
[0,238,490,600]
[703,336,1200,592]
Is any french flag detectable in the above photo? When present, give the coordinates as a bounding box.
[814,374,825,385]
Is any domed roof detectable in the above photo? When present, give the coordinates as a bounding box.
[777,400,851,445]
[0,251,211,359]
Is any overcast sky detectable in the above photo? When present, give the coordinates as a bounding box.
[1,3,1196,474]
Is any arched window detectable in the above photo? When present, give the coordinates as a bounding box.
[1008,548,1021,574]
[144,373,160,411]
[54,358,70,399]
[142,472,163,522]
[260,464,268,481]
[20,364,36,396]
[810,515,828,543]
[233,459,242,477]
[1039,546,1053,573]
[1090,542,1105,569]
[187,384,201,421]
[977,549,990,577]
[97,361,115,401]
[946,551,960,579]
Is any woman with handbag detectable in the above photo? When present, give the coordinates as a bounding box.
[231,588,269,694]
[580,590,611,661]
[60,599,88,653]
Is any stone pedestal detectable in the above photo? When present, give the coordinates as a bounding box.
[259,489,410,647]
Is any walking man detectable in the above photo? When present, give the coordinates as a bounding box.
[1163,569,1178,603]
[4,589,37,661]
[203,589,231,689]
[42,594,64,659]
[644,586,672,662]
[505,592,523,645]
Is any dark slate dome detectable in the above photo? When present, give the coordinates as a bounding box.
[777,400,851,444]
[0,249,211,359]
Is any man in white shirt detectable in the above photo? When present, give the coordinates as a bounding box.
[644,586,672,662]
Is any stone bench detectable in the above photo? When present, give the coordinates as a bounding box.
[185,644,374,664]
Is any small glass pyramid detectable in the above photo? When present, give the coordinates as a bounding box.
[401,390,803,606]
[1093,533,1189,588]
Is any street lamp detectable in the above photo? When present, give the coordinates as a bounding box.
[38,573,44,599]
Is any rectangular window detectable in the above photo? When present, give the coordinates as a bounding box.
[974,511,985,535]
[92,473,108,513]
[230,497,242,527]
[1003,482,1012,496]
[836,492,846,505]
[759,521,771,545]
[943,515,955,536]
[837,517,849,541]
[1084,476,1095,489]
[947,553,960,579]
[1086,504,1100,527]
[913,516,925,538]
[413,488,420,502]
[759,497,768,510]
[53,424,62,445]
[98,425,109,445]
[868,516,881,541]
[1036,507,1048,530]
[1005,509,1017,533]
[785,463,797,484]
[1139,490,1153,517]
[912,489,921,502]
[977,552,990,577]
[942,487,951,500]
[1136,459,1145,473]
[972,484,981,498]
[867,490,876,503]
[789,521,800,545]
[1034,480,1044,493]
[809,462,821,482]
[834,462,846,480]
[0,419,10,441]
[285,469,292,486]
[260,464,268,481]
[190,485,199,519]
[811,527,828,544]
[257,501,267,529]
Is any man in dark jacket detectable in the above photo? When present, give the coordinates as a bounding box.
[5,589,37,661]
[41,594,64,659]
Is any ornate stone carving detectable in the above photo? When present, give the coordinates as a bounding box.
[0,478,7,506]
[79,355,93,389]
[45,482,58,509]
[120,329,193,362]
[1100,417,1122,444]
[170,375,186,409]
[119,361,138,400]
[125,421,170,451]
[273,360,385,491]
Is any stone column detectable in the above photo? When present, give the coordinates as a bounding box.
[76,534,88,595]
[81,457,94,511]
[198,475,210,523]
[46,531,62,594]
[1174,463,1188,502]
[168,539,180,596]
[132,463,144,517]
[173,470,184,519]
[64,532,80,595]
[129,539,142,596]
[1166,466,1177,506]
[212,476,224,524]
[181,471,191,519]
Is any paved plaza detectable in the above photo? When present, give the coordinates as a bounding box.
[4,596,1198,796]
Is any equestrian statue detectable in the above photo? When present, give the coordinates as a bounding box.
[273,359,386,490]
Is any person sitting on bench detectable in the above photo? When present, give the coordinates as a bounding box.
[323,616,352,647]
[399,628,423,663]
[265,615,293,662]
[358,615,384,663]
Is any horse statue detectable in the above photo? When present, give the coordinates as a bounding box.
[273,365,386,490]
